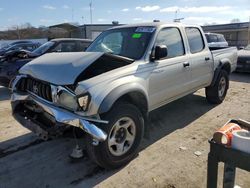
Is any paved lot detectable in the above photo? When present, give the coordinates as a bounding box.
[0,73,249,188]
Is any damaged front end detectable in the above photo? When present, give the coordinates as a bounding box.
[11,75,108,142]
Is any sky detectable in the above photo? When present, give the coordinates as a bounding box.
[0,0,249,30]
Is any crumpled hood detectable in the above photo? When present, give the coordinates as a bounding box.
[19,52,104,85]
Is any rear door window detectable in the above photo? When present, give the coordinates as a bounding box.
[185,27,205,53]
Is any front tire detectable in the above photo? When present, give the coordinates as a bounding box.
[205,70,229,104]
[86,102,144,169]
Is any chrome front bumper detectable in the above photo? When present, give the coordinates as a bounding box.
[11,92,107,141]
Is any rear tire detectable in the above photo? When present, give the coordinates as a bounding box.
[86,102,144,169]
[205,70,229,104]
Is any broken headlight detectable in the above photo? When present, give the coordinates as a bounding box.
[57,89,79,111]
[77,93,91,111]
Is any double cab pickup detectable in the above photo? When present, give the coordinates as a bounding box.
[11,22,237,169]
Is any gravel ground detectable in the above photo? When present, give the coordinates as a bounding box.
[0,73,249,188]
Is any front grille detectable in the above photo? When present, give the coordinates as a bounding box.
[17,77,52,102]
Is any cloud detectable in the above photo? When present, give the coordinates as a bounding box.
[136,5,160,12]
[40,19,54,23]
[7,17,18,22]
[122,8,129,12]
[107,10,112,14]
[62,5,70,9]
[42,5,56,10]
[97,18,107,22]
[0,8,3,11]
[183,16,229,25]
[0,26,8,31]
[133,18,142,21]
[160,6,231,13]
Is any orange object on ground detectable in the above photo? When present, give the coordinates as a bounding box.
[213,123,241,146]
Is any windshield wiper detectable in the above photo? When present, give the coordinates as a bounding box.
[105,52,135,63]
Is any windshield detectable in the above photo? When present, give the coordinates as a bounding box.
[1,45,11,50]
[86,27,155,60]
[244,44,250,50]
[32,41,55,55]
[205,34,226,43]
[5,44,19,51]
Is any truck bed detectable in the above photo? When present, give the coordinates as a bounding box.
[210,46,238,72]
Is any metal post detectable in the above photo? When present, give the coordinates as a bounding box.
[223,164,236,188]
[207,153,218,188]
[89,1,93,24]
[248,16,250,44]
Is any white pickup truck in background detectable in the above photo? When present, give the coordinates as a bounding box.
[11,22,238,169]
[205,32,229,48]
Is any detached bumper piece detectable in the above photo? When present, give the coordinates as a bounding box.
[11,93,107,141]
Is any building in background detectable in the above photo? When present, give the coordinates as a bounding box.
[202,22,250,48]
[49,22,119,40]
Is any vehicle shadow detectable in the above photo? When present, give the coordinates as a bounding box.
[0,87,11,101]
[141,93,215,149]
[0,93,216,188]
[230,72,250,83]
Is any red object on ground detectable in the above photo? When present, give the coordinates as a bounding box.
[213,123,241,146]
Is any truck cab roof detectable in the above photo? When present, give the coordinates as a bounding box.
[110,22,201,30]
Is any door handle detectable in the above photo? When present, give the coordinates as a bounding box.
[183,62,190,67]
[205,57,210,61]
[152,69,165,74]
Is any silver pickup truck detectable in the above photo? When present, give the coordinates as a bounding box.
[11,22,237,169]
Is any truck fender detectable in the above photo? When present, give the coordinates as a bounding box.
[98,83,148,115]
[210,60,231,87]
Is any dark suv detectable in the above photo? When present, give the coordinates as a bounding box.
[0,38,92,87]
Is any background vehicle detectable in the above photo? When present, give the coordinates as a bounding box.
[11,22,237,169]
[0,38,92,87]
[205,33,228,48]
[0,40,33,50]
[236,44,250,72]
[0,41,40,56]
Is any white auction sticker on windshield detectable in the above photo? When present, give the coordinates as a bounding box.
[135,27,155,33]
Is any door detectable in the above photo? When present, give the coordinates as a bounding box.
[185,27,213,89]
[148,27,191,110]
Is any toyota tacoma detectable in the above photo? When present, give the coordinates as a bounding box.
[11,22,237,169]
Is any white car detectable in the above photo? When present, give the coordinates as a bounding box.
[205,33,229,48]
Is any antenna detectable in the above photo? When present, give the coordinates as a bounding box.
[173,9,184,22]
[174,18,184,22]
[89,1,93,24]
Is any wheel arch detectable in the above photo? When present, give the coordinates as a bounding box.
[210,60,231,87]
[98,83,149,119]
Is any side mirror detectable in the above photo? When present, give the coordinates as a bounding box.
[153,45,168,60]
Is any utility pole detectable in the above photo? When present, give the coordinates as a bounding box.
[89,1,93,24]
[248,16,250,44]
[82,16,84,25]
[72,8,74,22]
